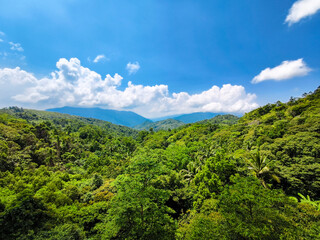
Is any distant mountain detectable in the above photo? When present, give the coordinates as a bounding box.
[150,112,241,124]
[0,106,139,138]
[151,112,218,123]
[134,119,185,131]
[46,107,150,127]
[134,114,239,131]
[151,114,182,122]
[172,112,218,123]
[197,114,239,125]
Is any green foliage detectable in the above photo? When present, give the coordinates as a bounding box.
[297,193,320,211]
[245,148,280,188]
[0,189,51,239]
[0,107,139,138]
[0,87,320,238]
[91,174,103,190]
[134,119,185,131]
[197,114,239,125]
[193,151,237,209]
[219,176,302,239]
[102,149,176,239]
[35,223,86,240]
[177,208,223,240]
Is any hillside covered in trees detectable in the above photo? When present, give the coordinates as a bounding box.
[134,118,185,131]
[1,87,320,239]
[46,107,150,128]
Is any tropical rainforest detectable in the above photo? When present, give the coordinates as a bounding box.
[1,87,320,240]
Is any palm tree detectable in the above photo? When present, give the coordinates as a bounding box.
[179,161,199,184]
[298,193,320,210]
[245,149,280,188]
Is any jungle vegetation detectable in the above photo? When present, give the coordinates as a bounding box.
[0,87,320,239]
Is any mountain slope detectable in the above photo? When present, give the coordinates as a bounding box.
[197,114,239,125]
[173,112,218,123]
[1,87,320,239]
[159,86,320,199]
[134,119,185,131]
[47,106,150,127]
[151,112,218,123]
[0,107,138,137]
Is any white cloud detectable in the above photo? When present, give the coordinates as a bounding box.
[0,67,38,107]
[285,0,320,25]
[0,67,37,85]
[0,31,4,36]
[9,42,24,52]
[13,90,49,103]
[0,39,3,42]
[252,59,311,84]
[0,58,259,118]
[93,54,106,63]
[126,62,140,75]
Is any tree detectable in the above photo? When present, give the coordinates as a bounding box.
[296,193,320,211]
[218,176,302,239]
[91,174,103,190]
[193,151,236,209]
[34,223,86,240]
[0,189,50,239]
[102,149,176,240]
[245,148,280,188]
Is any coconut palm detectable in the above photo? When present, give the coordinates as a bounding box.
[245,149,280,188]
[179,161,199,184]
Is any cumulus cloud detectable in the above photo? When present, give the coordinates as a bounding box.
[126,62,140,75]
[252,59,311,84]
[93,54,106,63]
[285,0,320,25]
[0,67,37,85]
[0,58,259,118]
[9,42,24,52]
[0,67,38,107]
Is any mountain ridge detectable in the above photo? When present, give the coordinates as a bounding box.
[46,106,150,127]
[134,119,185,131]
[47,107,239,126]
[0,106,139,138]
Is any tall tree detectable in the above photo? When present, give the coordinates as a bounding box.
[102,149,176,240]
[245,149,280,188]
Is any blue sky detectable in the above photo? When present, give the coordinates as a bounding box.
[0,0,319,118]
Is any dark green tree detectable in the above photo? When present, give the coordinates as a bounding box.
[102,149,176,240]
[219,176,302,239]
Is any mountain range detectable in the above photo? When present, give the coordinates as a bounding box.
[134,119,185,131]
[0,106,138,137]
[47,107,150,128]
[46,107,236,128]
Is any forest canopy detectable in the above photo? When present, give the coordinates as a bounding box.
[1,87,320,239]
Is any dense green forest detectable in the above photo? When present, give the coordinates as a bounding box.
[134,115,239,131]
[0,107,139,138]
[134,119,185,131]
[1,87,320,239]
